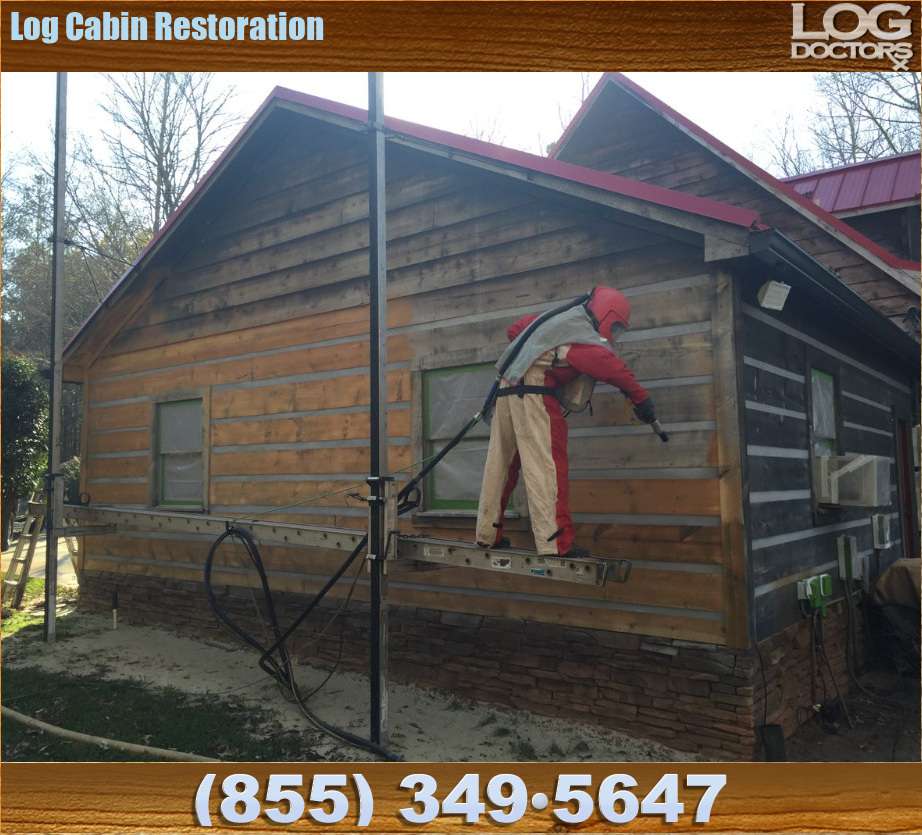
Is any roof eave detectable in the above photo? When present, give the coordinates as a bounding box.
[747,228,920,360]
[63,83,762,375]
[268,85,762,233]
[574,74,920,290]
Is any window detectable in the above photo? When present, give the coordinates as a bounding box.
[810,368,839,457]
[422,363,495,511]
[156,398,204,508]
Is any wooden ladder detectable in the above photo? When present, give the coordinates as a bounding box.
[1,493,47,609]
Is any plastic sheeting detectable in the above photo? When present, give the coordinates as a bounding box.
[427,367,493,440]
[811,369,837,456]
[158,399,203,504]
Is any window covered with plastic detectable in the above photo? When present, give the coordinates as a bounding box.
[810,368,838,457]
[157,398,204,507]
[423,364,494,510]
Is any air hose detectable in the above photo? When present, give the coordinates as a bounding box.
[204,526,402,762]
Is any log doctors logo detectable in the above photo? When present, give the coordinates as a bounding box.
[791,3,913,69]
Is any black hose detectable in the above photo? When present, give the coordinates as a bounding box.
[397,414,481,509]
[205,527,292,684]
[204,526,402,761]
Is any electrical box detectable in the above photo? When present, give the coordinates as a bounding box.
[871,513,892,550]
[813,455,890,507]
[797,573,832,616]
[837,535,863,580]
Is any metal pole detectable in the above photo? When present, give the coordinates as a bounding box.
[45,72,67,644]
[367,72,389,745]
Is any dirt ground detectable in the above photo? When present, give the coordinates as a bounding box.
[2,604,697,763]
[783,670,921,763]
[3,597,919,763]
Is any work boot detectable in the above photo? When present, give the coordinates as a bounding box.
[562,545,590,558]
[477,537,510,550]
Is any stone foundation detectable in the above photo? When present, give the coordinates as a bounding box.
[77,570,871,760]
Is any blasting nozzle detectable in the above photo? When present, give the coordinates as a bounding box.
[650,418,669,443]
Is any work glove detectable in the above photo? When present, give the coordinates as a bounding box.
[632,396,656,424]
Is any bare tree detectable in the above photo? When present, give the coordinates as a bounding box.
[2,73,243,358]
[465,113,506,146]
[545,72,601,156]
[812,73,920,165]
[766,116,822,177]
[98,72,241,232]
[767,72,921,175]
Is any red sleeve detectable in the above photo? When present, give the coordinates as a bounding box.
[565,342,650,405]
[506,314,539,342]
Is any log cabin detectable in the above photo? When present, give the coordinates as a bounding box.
[64,77,920,759]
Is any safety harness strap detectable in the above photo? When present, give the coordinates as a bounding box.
[496,384,558,399]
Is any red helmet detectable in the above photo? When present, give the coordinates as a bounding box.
[586,286,631,344]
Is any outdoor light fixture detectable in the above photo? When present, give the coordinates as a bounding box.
[758,280,791,311]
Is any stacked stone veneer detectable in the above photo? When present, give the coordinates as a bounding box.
[78,570,867,760]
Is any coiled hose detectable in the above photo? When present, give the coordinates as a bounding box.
[204,526,401,761]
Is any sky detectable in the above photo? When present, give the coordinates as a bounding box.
[0,71,823,176]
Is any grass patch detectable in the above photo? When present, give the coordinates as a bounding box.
[548,741,567,758]
[1,666,324,762]
[509,738,539,760]
[3,583,325,762]
[1,580,80,638]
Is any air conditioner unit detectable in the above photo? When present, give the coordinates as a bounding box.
[813,455,890,507]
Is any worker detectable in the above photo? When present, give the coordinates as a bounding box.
[476,286,655,558]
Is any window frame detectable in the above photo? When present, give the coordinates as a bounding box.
[151,390,209,512]
[808,365,841,458]
[411,346,527,524]
[807,362,844,517]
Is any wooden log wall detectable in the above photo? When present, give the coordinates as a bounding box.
[739,283,912,641]
[554,83,920,330]
[79,118,739,648]
[844,206,919,263]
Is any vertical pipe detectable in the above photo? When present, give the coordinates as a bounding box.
[367,72,389,745]
[44,72,67,644]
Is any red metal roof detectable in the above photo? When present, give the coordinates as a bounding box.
[783,152,921,215]
[64,85,763,358]
[268,86,762,231]
[554,73,920,272]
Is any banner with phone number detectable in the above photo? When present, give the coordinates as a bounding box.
[4,762,922,831]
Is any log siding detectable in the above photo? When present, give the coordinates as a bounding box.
[76,122,736,646]
[740,299,909,641]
